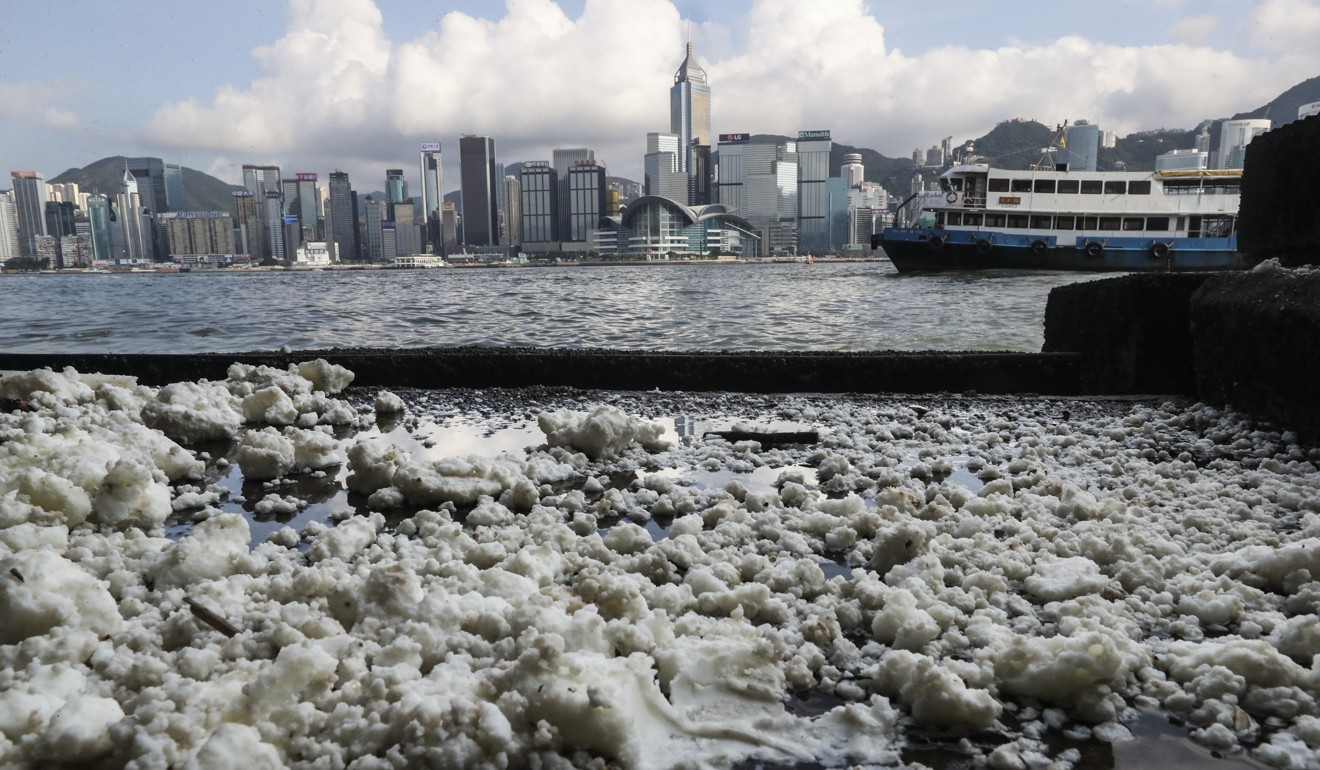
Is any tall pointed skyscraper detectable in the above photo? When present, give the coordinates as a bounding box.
[670,35,711,204]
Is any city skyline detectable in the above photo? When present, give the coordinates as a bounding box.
[4,0,1319,194]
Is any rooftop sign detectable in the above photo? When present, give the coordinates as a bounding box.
[420,142,442,152]
[719,133,750,143]
[296,172,317,182]
[798,130,832,140]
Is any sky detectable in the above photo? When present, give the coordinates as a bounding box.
[3,0,1320,195]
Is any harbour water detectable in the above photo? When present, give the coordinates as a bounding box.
[0,262,1103,354]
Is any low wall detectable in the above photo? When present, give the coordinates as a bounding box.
[1191,267,1320,443]
[1043,269,1320,444]
[0,348,1082,396]
[1042,274,1207,395]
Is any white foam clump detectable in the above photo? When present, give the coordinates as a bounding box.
[374,389,405,414]
[538,404,669,459]
[5,373,1320,768]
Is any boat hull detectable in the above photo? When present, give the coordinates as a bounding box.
[880,228,1248,273]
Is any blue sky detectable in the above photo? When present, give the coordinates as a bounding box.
[3,0,1318,193]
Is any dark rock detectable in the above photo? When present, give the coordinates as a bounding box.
[1191,268,1320,444]
[1043,274,1208,395]
[1239,114,1320,266]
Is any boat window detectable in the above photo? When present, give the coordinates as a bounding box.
[1099,216,1121,230]
[1129,180,1152,194]
[947,212,963,226]
[1057,179,1080,194]
[949,178,964,191]
[940,179,951,192]
[1188,216,1202,237]
[988,178,1010,192]
[1122,217,1144,231]
[984,214,1006,227]
[1080,180,1103,194]
[1080,216,1099,229]
[1030,215,1052,228]
[1007,215,1029,228]
[935,212,945,226]
[1105,181,1127,195]
[1055,215,1076,230]
[963,213,982,226]
[1145,217,1170,231]
[1201,215,1235,237]
[1011,179,1032,193]
[1034,179,1056,193]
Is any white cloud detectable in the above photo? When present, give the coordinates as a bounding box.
[1172,15,1218,44]
[1245,0,1320,65]
[142,0,1318,190]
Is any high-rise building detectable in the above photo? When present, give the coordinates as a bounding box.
[670,40,712,203]
[1,192,22,259]
[242,164,281,260]
[87,194,113,261]
[328,171,359,262]
[842,154,864,188]
[459,135,499,247]
[364,197,386,261]
[10,171,48,257]
[503,176,522,248]
[553,148,594,237]
[231,190,258,257]
[262,190,287,263]
[419,143,443,253]
[567,161,607,244]
[158,212,236,257]
[645,132,687,200]
[716,136,798,256]
[1218,119,1271,170]
[441,202,459,252]
[164,163,185,210]
[125,157,170,214]
[796,130,832,253]
[385,168,409,222]
[45,201,76,239]
[519,162,559,247]
[1062,120,1100,172]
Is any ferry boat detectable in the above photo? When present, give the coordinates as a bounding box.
[879,160,1246,272]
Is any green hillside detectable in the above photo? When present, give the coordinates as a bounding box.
[49,157,243,213]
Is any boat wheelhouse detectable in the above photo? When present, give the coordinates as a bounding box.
[879,163,1246,272]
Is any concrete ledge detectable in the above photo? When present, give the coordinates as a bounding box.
[1191,269,1320,442]
[1042,273,1208,395]
[0,348,1082,396]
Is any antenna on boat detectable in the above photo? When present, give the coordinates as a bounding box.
[1033,121,1070,171]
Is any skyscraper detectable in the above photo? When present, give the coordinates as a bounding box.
[796,130,832,253]
[10,172,48,257]
[87,194,112,261]
[670,39,712,203]
[0,192,21,260]
[364,197,386,261]
[328,171,359,262]
[385,168,409,222]
[519,162,558,246]
[567,161,607,244]
[644,132,687,201]
[231,190,259,257]
[419,143,443,253]
[242,164,281,260]
[503,176,522,248]
[459,135,499,247]
[553,148,594,237]
[125,157,170,214]
[164,163,185,210]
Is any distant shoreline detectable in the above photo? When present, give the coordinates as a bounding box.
[2,256,889,276]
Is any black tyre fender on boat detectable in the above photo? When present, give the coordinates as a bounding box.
[1031,240,1047,255]
[927,235,945,251]
[1151,242,1170,259]
[1085,241,1104,258]
[975,238,993,254]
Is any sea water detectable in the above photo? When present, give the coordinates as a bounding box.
[0,262,1101,354]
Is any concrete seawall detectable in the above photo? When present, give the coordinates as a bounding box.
[1044,268,1320,444]
[1239,113,1320,266]
[0,348,1083,396]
